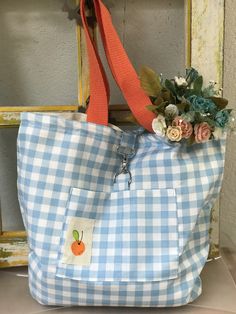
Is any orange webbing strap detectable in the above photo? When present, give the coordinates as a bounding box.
[80,0,109,125]
[81,0,156,132]
[80,0,155,132]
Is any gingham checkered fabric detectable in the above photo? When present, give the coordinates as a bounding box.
[17,112,226,307]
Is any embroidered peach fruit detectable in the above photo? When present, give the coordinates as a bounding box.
[71,229,85,256]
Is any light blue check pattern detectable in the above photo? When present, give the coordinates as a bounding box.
[17,112,226,307]
[57,188,179,282]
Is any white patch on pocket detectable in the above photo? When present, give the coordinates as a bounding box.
[62,217,95,266]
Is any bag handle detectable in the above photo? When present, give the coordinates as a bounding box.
[81,0,156,132]
[80,0,110,125]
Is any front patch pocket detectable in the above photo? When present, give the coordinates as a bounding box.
[56,187,179,282]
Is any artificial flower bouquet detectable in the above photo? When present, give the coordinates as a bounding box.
[140,67,235,144]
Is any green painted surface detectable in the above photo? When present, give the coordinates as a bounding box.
[0,234,28,267]
[0,248,12,258]
[0,113,20,127]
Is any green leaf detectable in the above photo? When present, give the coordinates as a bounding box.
[203,118,216,127]
[209,97,228,110]
[184,89,195,98]
[165,79,177,97]
[177,103,187,113]
[161,89,171,101]
[193,76,203,95]
[154,96,164,106]
[181,111,195,122]
[146,105,158,112]
[156,102,168,113]
[186,134,196,146]
[73,230,79,241]
[140,66,161,97]
[194,112,215,127]
[185,68,199,85]
[194,112,202,123]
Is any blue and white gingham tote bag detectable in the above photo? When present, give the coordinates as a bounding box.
[17,0,226,307]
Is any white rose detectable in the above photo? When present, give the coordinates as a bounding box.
[174,76,188,87]
[152,115,167,137]
[165,104,179,118]
[213,127,224,140]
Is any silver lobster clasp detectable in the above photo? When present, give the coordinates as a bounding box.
[113,154,132,188]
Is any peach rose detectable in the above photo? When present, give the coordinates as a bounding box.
[166,126,182,142]
[194,122,212,143]
[172,116,193,139]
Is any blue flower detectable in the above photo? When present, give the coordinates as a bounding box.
[188,95,217,114]
[215,110,230,128]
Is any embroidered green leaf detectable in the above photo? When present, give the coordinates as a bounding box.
[140,66,161,97]
[73,230,79,241]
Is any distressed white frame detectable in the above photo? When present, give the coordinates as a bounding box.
[190,0,225,258]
